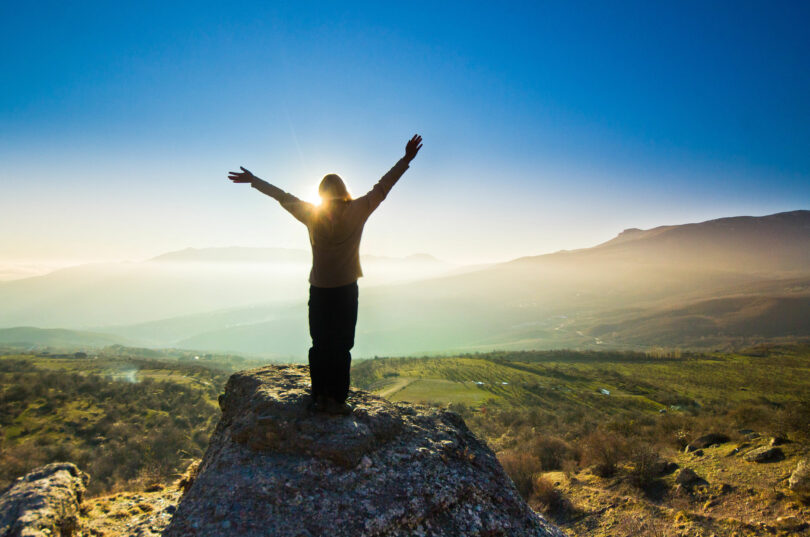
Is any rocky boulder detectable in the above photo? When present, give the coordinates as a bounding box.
[744,446,784,463]
[685,433,729,452]
[789,459,810,498]
[164,365,564,537]
[0,462,89,537]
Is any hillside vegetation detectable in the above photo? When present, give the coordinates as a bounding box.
[354,346,810,424]
[354,345,810,536]
[2,344,808,536]
[0,352,231,495]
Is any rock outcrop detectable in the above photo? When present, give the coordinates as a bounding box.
[790,459,810,498]
[164,365,564,537]
[0,462,88,537]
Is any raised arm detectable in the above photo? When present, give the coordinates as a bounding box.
[228,166,315,225]
[361,134,422,216]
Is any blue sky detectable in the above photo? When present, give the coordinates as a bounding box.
[2,1,809,272]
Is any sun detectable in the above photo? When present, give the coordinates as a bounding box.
[303,184,322,206]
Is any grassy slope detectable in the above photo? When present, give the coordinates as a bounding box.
[0,353,231,495]
[3,345,808,536]
[354,346,810,415]
[353,346,810,536]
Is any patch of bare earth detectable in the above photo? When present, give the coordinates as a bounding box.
[77,484,181,537]
[541,438,809,536]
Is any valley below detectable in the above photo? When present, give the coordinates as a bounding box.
[2,210,810,536]
[1,343,808,536]
[2,211,810,358]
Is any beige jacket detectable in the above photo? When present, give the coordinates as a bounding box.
[251,157,411,288]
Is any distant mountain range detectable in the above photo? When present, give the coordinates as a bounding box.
[0,326,130,349]
[148,247,446,266]
[0,248,452,328]
[2,211,808,357]
[559,209,810,273]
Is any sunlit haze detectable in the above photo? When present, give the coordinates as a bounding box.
[3,5,810,529]
[2,2,809,278]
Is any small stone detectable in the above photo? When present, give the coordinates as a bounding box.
[776,516,808,530]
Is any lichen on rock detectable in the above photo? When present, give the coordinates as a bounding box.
[164,364,565,537]
[0,462,89,537]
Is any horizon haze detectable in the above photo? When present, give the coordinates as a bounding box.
[2,210,808,358]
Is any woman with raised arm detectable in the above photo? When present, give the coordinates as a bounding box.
[228,135,423,415]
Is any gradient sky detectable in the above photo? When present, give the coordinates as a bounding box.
[2,1,809,276]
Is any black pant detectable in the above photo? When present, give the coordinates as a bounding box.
[308,281,358,403]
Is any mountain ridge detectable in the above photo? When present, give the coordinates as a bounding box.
[507,209,810,273]
[147,246,449,266]
[2,210,808,355]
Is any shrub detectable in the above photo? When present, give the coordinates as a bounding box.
[773,401,810,440]
[627,443,662,489]
[498,450,542,499]
[581,430,626,477]
[530,435,573,471]
[561,457,580,476]
[531,475,568,518]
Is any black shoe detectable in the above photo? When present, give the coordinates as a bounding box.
[324,397,353,416]
[307,394,328,413]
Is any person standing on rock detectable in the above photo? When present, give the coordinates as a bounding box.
[228,135,423,415]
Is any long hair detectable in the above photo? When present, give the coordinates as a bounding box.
[319,174,352,203]
[314,174,351,232]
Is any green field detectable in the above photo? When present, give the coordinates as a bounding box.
[374,376,493,404]
[353,346,810,421]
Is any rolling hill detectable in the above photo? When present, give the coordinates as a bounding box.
[83,210,810,357]
[0,326,130,349]
[1,211,807,356]
[0,248,453,329]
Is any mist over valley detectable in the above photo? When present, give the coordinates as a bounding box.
[2,210,808,358]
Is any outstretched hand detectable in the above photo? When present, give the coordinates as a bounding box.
[405,134,423,162]
[228,166,258,184]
